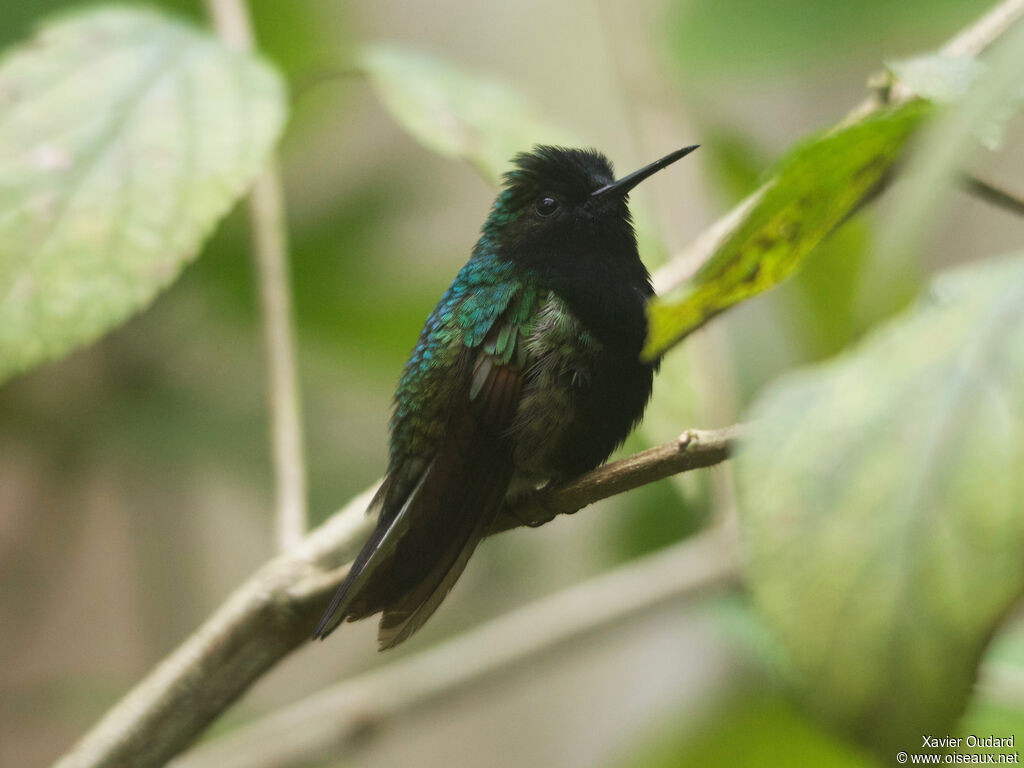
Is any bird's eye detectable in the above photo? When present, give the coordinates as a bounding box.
[535,196,560,217]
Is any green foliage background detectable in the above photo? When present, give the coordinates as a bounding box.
[1,1,1022,767]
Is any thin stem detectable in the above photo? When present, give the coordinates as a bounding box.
[944,0,1024,57]
[206,0,308,551]
[962,172,1024,218]
[251,167,308,551]
[495,425,741,531]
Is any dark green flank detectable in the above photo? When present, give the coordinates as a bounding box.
[315,144,698,649]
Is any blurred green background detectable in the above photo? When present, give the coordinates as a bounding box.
[1,1,1022,766]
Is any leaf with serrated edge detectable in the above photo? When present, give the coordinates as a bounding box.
[736,252,1024,753]
[0,7,286,384]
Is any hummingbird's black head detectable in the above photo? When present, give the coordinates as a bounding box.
[482,146,628,263]
[478,144,697,352]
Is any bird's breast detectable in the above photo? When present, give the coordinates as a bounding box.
[509,291,652,481]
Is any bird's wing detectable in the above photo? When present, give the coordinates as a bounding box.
[313,288,533,648]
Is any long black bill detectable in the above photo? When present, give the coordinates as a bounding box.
[591,144,699,199]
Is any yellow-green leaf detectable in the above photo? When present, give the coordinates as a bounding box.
[0,7,286,384]
[736,252,1024,753]
[643,101,930,361]
[359,45,574,184]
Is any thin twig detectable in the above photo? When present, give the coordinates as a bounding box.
[171,525,741,768]
[495,425,741,532]
[206,0,308,551]
[944,0,1024,57]
[53,427,740,768]
[962,172,1024,217]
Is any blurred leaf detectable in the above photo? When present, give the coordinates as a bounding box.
[984,615,1024,669]
[0,6,286,385]
[736,252,1024,753]
[973,617,1024,736]
[887,53,986,103]
[706,595,792,679]
[248,0,342,78]
[699,124,873,368]
[880,16,1024,272]
[957,698,1024,756]
[0,1,213,53]
[621,687,875,768]
[643,101,930,361]
[360,44,574,183]
[888,48,1024,154]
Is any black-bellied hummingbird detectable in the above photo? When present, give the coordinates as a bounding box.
[314,144,698,649]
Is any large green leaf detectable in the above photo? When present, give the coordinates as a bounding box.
[0,7,286,384]
[620,687,875,768]
[643,101,930,361]
[736,252,1024,753]
[359,45,573,184]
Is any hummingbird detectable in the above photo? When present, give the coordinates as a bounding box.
[314,143,698,649]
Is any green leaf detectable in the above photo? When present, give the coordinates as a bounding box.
[735,252,1024,753]
[643,101,930,361]
[0,7,286,385]
[359,45,574,183]
[358,44,679,279]
[621,687,875,768]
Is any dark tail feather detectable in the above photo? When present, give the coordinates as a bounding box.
[315,340,522,647]
[376,456,511,648]
[311,467,425,640]
[313,413,514,647]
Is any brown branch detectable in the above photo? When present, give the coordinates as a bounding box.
[494,425,742,532]
[53,427,740,768]
[51,484,376,768]
[171,524,742,768]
